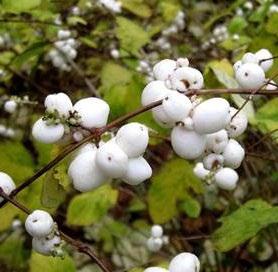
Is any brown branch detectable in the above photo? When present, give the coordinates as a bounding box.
[0,189,111,272]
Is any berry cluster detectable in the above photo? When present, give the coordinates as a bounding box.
[25,210,62,256]
[47,30,78,71]
[0,125,15,138]
[147,225,169,252]
[141,58,249,191]
[234,49,275,89]
[144,252,200,272]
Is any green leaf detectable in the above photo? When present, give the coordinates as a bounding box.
[11,42,48,68]
[255,98,278,134]
[228,16,248,33]
[29,252,76,272]
[212,199,278,252]
[179,194,201,218]
[67,185,118,226]
[2,0,41,12]
[0,141,34,184]
[0,232,30,270]
[121,0,151,18]
[159,1,181,23]
[148,158,204,224]
[116,17,150,55]
[266,13,278,36]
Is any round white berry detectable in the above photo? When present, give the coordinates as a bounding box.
[233,61,242,73]
[122,157,152,185]
[4,100,17,113]
[68,150,107,192]
[214,167,239,190]
[116,123,149,158]
[171,126,206,160]
[25,210,54,238]
[170,67,204,92]
[141,81,170,106]
[192,98,231,134]
[153,59,177,81]
[235,63,265,89]
[144,268,168,272]
[222,139,245,169]
[152,106,175,128]
[72,131,84,142]
[0,172,16,202]
[169,252,200,272]
[57,30,71,40]
[96,139,128,178]
[147,237,163,252]
[44,92,73,117]
[162,91,192,122]
[32,118,64,144]
[73,97,110,129]
[203,153,224,170]
[206,130,229,154]
[242,52,258,64]
[176,58,189,67]
[182,117,194,130]
[151,225,163,238]
[226,107,248,138]
[32,235,61,256]
[255,49,273,72]
[193,162,210,180]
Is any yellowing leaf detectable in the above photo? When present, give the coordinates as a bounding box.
[148,158,204,224]
[67,185,118,226]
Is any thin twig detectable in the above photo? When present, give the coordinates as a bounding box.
[0,18,62,26]
[0,189,111,272]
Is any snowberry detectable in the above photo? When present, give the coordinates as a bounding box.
[25,210,54,238]
[147,237,163,252]
[265,80,277,91]
[226,107,248,138]
[0,172,16,202]
[32,118,64,144]
[12,219,22,230]
[169,67,204,92]
[153,59,177,81]
[151,225,163,238]
[255,49,273,72]
[169,252,200,272]
[144,268,168,272]
[73,97,110,129]
[242,52,258,64]
[122,157,152,185]
[72,131,84,142]
[203,153,224,170]
[171,126,206,160]
[96,139,128,178]
[162,91,192,122]
[222,139,245,169]
[214,168,238,190]
[4,100,17,113]
[235,63,265,89]
[192,98,231,134]
[206,129,229,154]
[233,61,242,72]
[68,150,107,192]
[141,81,170,106]
[176,58,189,67]
[193,162,210,180]
[110,48,120,59]
[57,30,71,40]
[44,92,73,117]
[152,107,175,128]
[32,235,61,256]
[116,123,149,158]
[183,116,194,130]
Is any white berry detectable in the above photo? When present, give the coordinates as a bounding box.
[116,123,149,158]
[222,139,245,169]
[152,106,175,128]
[203,153,224,170]
[32,118,64,144]
[151,225,163,238]
[32,235,61,256]
[4,100,17,113]
[226,107,248,138]
[147,237,163,252]
[206,129,229,154]
[73,97,110,129]
[242,52,258,64]
[193,162,210,180]
[122,157,152,185]
[144,268,168,272]
[68,149,107,192]
[153,59,177,81]
[169,252,200,272]
[25,210,54,238]
[192,98,231,134]
[255,48,273,72]
[215,167,239,190]
[96,139,128,178]
[171,126,206,160]
[0,172,16,202]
